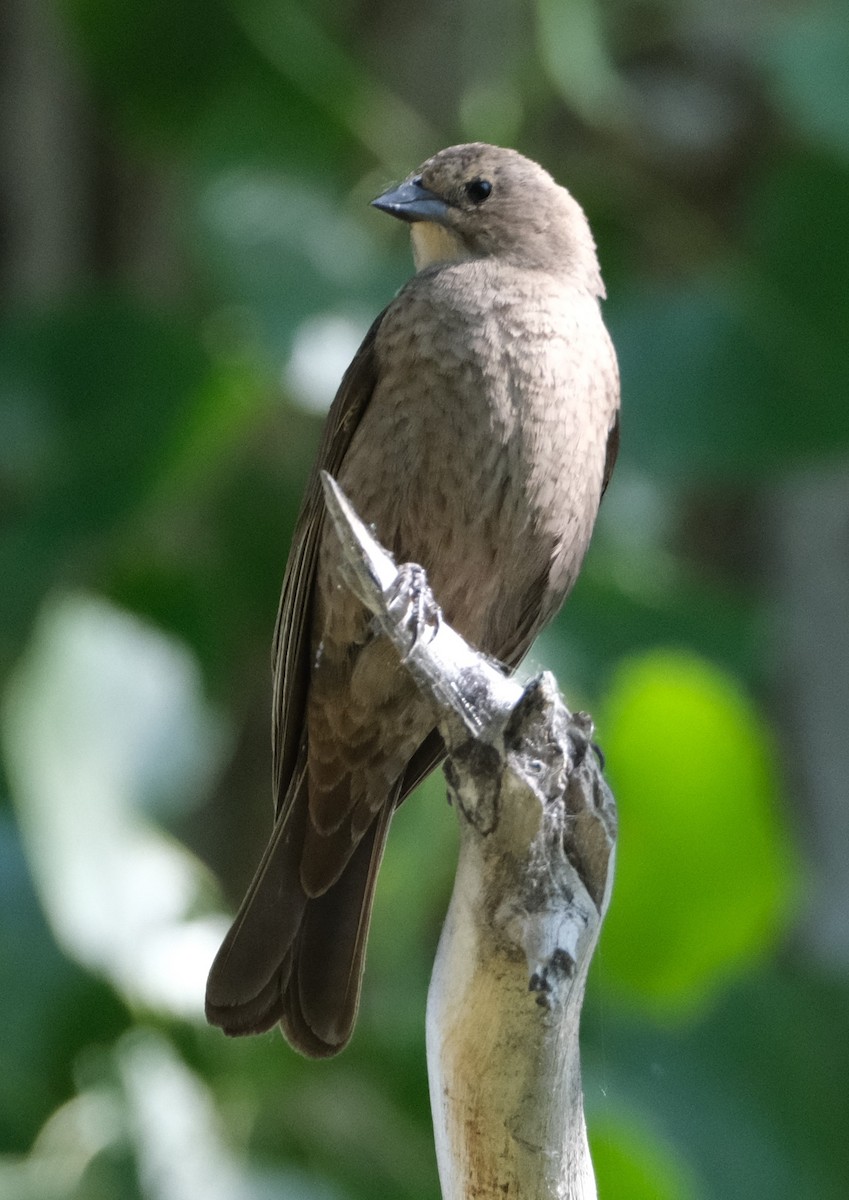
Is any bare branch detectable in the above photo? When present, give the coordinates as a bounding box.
[321,470,617,1199]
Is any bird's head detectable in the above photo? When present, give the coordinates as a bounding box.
[372,143,604,296]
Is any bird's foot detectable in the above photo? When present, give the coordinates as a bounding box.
[385,562,442,654]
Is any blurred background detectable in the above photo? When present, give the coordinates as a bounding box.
[2,0,848,1196]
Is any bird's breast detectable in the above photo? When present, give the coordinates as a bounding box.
[335,267,616,654]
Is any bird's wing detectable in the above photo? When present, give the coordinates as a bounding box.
[492,399,621,670]
[602,409,619,498]
[272,310,387,815]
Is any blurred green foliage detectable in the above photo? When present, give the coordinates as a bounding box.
[2,0,848,1197]
[600,650,795,1012]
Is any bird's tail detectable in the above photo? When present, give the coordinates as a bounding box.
[205,765,395,1058]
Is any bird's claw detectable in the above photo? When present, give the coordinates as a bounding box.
[385,562,442,653]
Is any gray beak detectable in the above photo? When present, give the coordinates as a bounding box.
[371,177,449,223]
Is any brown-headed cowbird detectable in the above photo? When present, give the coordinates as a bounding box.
[205,143,620,1057]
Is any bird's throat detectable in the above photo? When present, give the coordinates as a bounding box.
[410,222,471,270]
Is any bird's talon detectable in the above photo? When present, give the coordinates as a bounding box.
[386,563,442,649]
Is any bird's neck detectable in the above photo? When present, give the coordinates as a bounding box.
[410,222,473,270]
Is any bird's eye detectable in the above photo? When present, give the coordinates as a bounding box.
[465,178,493,204]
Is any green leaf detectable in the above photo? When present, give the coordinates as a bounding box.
[590,1114,699,1200]
[597,651,797,1014]
[2,593,230,1014]
[758,1,849,160]
[535,0,627,125]
[0,814,129,1153]
[59,0,354,169]
[610,152,849,481]
[0,297,215,659]
[583,967,849,1200]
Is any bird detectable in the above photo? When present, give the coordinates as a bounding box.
[205,143,620,1057]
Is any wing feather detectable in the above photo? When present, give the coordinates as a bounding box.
[271,311,387,812]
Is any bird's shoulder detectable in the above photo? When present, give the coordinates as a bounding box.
[377,260,602,356]
[396,256,577,306]
[376,261,614,395]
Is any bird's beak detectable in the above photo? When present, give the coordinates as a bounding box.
[371,178,449,224]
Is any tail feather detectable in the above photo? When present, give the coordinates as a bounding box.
[205,764,396,1057]
[286,799,395,1054]
[206,766,309,1028]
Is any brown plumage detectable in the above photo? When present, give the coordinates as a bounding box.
[205,144,620,1057]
